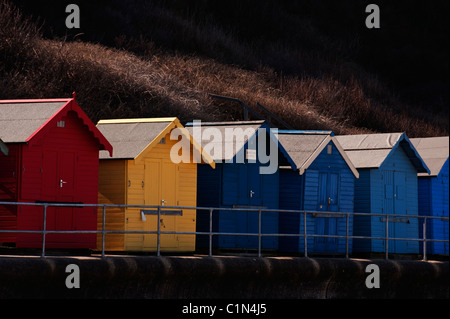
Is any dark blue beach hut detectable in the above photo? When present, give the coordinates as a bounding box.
[276,131,359,254]
[186,121,288,251]
[336,133,430,255]
[411,136,449,256]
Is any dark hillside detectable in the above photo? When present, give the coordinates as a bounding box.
[2,0,448,136]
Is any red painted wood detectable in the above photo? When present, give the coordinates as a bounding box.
[0,144,20,242]
[0,98,110,248]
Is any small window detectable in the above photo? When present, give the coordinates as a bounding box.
[57,120,65,128]
[327,144,332,154]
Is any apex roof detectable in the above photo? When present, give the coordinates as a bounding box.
[97,117,215,167]
[0,96,113,156]
[336,132,429,174]
[185,120,265,161]
[276,130,359,177]
[410,136,449,176]
[0,100,68,143]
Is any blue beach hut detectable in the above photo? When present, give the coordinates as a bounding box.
[336,133,430,255]
[186,121,288,251]
[276,131,359,254]
[411,136,449,256]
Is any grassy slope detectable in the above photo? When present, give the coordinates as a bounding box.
[1,0,448,136]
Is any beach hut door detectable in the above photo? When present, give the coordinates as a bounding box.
[143,159,178,249]
[42,150,76,243]
[382,170,407,253]
[315,172,339,251]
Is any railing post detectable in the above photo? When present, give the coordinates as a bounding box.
[41,204,48,258]
[422,218,427,261]
[157,205,161,257]
[345,213,349,259]
[209,209,213,257]
[258,209,262,258]
[385,214,389,260]
[101,205,106,258]
[304,211,307,258]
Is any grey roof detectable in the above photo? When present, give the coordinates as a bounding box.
[336,133,404,168]
[185,121,264,161]
[275,131,359,177]
[0,101,67,143]
[410,136,449,176]
[276,132,329,168]
[97,120,173,159]
[336,133,429,173]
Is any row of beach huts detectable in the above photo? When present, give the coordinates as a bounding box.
[0,95,448,256]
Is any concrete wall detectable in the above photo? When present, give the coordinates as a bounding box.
[0,256,447,299]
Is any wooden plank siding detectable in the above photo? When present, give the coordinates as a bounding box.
[278,142,355,254]
[16,110,102,248]
[278,168,302,252]
[196,135,280,250]
[99,128,199,252]
[195,164,222,249]
[418,159,449,255]
[97,160,126,251]
[352,169,371,252]
[0,144,20,243]
[353,145,421,254]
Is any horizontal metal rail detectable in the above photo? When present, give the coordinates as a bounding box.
[0,201,448,260]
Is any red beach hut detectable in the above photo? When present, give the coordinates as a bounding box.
[0,94,112,248]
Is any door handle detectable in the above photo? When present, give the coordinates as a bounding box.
[249,190,255,198]
[60,179,67,188]
[161,199,166,206]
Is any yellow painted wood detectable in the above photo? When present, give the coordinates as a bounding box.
[97,160,126,251]
[98,124,202,252]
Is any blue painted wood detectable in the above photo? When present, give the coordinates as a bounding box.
[196,163,222,249]
[419,158,449,255]
[196,130,280,250]
[278,142,355,254]
[353,169,371,252]
[278,169,302,252]
[353,144,421,254]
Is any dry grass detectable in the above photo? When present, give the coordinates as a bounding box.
[1,0,448,137]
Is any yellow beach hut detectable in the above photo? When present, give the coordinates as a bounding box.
[96,117,214,252]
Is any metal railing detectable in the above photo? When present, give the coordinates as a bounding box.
[0,201,448,260]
